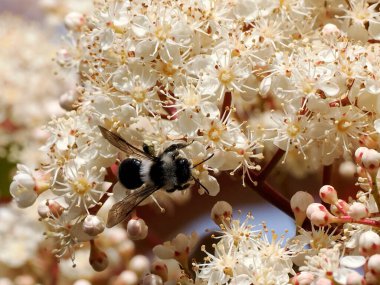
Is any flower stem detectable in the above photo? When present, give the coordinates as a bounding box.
[257,148,285,180]
[334,216,380,228]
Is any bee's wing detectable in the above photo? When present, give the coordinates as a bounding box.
[106,185,160,228]
[98,125,155,160]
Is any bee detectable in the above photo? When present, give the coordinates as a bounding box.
[98,126,212,228]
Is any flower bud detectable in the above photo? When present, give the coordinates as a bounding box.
[361,149,380,171]
[310,209,335,226]
[64,12,85,31]
[59,90,79,111]
[319,185,338,204]
[347,202,368,220]
[114,270,139,285]
[368,254,380,277]
[151,260,168,282]
[89,241,109,271]
[321,24,341,37]
[339,161,357,178]
[306,203,327,220]
[291,191,314,226]
[127,218,148,240]
[128,255,150,276]
[38,199,64,218]
[355,147,368,165]
[83,215,105,236]
[10,164,49,208]
[211,201,232,227]
[290,272,314,285]
[14,275,35,285]
[346,272,364,285]
[142,274,164,285]
[365,271,378,285]
[359,230,380,256]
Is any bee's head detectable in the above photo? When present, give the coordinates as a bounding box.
[175,158,191,185]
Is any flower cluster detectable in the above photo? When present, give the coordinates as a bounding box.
[8,0,380,281]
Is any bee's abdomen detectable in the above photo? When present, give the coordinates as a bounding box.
[149,160,166,188]
[118,158,144,189]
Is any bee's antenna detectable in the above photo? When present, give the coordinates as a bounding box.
[192,153,215,169]
[191,175,210,195]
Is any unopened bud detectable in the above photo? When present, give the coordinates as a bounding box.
[339,161,357,178]
[89,241,109,271]
[355,147,368,165]
[306,203,328,220]
[127,218,148,240]
[151,260,168,282]
[359,230,380,256]
[347,202,368,220]
[319,185,338,204]
[291,191,314,226]
[10,165,49,208]
[128,255,150,276]
[59,90,79,111]
[361,149,380,172]
[142,274,164,285]
[310,209,335,226]
[83,215,105,236]
[64,12,85,31]
[368,254,380,277]
[321,24,341,37]
[38,199,64,218]
[290,272,314,285]
[114,270,138,285]
[211,201,232,227]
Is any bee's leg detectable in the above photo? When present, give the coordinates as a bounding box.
[163,142,192,154]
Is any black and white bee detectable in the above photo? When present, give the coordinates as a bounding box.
[98,126,212,228]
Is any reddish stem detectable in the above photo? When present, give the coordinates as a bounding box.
[322,164,332,186]
[50,259,59,285]
[334,216,380,228]
[220,91,232,120]
[257,148,285,180]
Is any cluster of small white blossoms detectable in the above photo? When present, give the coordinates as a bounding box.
[142,201,297,285]
[0,14,74,168]
[288,146,380,284]
[9,0,380,277]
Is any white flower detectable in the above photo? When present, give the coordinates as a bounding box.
[10,164,49,208]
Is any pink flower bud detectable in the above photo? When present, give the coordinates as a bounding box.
[127,218,148,240]
[361,149,380,171]
[89,241,109,271]
[142,274,164,285]
[310,209,335,226]
[290,272,314,285]
[151,260,168,282]
[319,185,338,204]
[211,201,232,226]
[359,231,380,256]
[114,270,139,285]
[83,215,105,236]
[348,202,368,220]
[306,203,328,220]
[291,191,314,226]
[64,12,85,31]
[368,254,380,277]
[346,272,365,285]
[355,147,368,165]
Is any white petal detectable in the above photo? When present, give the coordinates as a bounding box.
[340,255,366,269]
[259,76,271,97]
